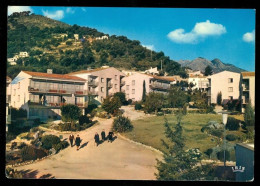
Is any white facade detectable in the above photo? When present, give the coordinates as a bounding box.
[207,71,241,104]
[188,76,209,91]
[241,72,255,112]
[145,67,159,75]
[19,52,29,58]
[96,35,108,40]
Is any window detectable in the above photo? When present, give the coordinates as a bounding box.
[101,78,105,83]
[132,80,135,86]
[115,84,117,89]
[126,85,129,90]
[101,87,104,92]
[132,89,135,94]
[115,75,118,80]
[228,78,233,83]
[228,87,233,92]
[229,96,233,100]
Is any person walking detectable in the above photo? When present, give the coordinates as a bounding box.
[101,129,106,141]
[94,132,99,147]
[69,133,74,147]
[108,131,114,143]
[75,134,81,151]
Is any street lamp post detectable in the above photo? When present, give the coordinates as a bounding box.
[222,112,228,167]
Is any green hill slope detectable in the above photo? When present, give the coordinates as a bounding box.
[7,11,186,79]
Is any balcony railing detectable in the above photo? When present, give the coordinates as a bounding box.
[28,86,87,95]
[88,81,99,87]
[28,101,87,108]
[150,83,170,90]
[242,84,249,91]
[242,96,249,104]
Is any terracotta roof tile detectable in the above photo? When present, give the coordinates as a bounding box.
[67,67,108,75]
[145,74,175,81]
[241,72,255,77]
[22,71,86,81]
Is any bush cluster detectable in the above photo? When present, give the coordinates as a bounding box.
[41,135,61,150]
[226,134,237,141]
[20,145,47,161]
[53,141,69,152]
[225,117,240,131]
[112,116,133,133]
[134,103,142,110]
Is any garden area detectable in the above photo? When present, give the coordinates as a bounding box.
[122,113,252,162]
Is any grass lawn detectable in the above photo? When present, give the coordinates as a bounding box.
[123,113,246,159]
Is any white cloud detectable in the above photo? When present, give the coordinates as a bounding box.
[167,20,226,44]
[142,44,155,51]
[8,6,33,16]
[243,30,255,43]
[66,7,75,14]
[42,10,64,20]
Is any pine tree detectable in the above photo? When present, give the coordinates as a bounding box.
[244,100,255,127]
[217,91,222,105]
[142,80,146,102]
[155,111,214,180]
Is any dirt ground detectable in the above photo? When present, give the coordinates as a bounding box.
[11,106,163,180]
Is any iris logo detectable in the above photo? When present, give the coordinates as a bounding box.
[232,166,245,173]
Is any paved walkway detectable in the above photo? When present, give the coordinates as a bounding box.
[14,106,163,180]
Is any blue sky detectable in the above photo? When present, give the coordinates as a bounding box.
[8,6,255,71]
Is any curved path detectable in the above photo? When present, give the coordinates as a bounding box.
[14,106,163,180]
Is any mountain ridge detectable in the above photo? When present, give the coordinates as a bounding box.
[177,57,246,73]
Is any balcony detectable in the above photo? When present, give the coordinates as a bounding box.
[120,80,125,86]
[28,101,88,108]
[242,96,249,104]
[88,80,99,87]
[207,91,211,97]
[242,84,249,91]
[107,82,112,89]
[28,86,88,95]
[149,83,170,90]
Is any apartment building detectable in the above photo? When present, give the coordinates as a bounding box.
[188,70,204,77]
[188,75,209,91]
[122,73,174,102]
[9,70,87,121]
[6,76,12,131]
[207,71,242,104]
[241,72,255,112]
[68,67,126,103]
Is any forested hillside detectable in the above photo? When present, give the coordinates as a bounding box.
[7,12,186,79]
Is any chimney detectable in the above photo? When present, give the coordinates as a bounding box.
[47,69,53,74]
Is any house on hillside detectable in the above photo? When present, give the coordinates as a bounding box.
[188,70,204,77]
[7,58,17,65]
[241,72,255,112]
[95,35,109,40]
[19,52,29,58]
[207,71,242,105]
[188,75,209,91]
[68,67,125,104]
[122,73,174,102]
[9,70,88,121]
[145,67,159,75]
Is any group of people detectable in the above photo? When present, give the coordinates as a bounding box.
[69,129,114,150]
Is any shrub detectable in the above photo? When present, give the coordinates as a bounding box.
[79,115,91,125]
[41,135,61,150]
[217,150,230,161]
[217,92,222,105]
[205,148,213,158]
[113,92,127,105]
[102,96,121,115]
[85,103,98,114]
[226,134,237,141]
[209,129,223,138]
[53,141,69,152]
[21,145,47,161]
[134,103,142,110]
[225,117,240,131]
[112,116,133,133]
[156,112,164,116]
[127,99,132,105]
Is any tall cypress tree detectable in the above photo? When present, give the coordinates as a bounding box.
[142,80,146,102]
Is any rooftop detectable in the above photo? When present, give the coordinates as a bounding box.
[67,67,110,75]
[22,71,86,81]
[241,72,255,77]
